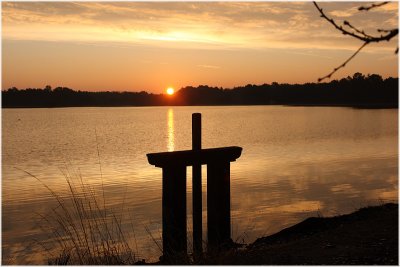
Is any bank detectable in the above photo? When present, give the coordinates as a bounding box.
[200,203,398,265]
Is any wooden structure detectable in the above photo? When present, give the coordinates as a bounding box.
[192,113,202,254]
[146,113,242,258]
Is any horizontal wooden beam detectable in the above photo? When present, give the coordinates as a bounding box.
[147,146,242,168]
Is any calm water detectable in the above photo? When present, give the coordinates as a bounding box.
[2,106,398,264]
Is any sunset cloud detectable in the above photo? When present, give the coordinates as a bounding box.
[2,2,398,92]
[197,64,221,69]
[3,2,397,51]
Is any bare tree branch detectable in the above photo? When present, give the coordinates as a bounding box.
[343,20,374,39]
[313,1,398,82]
[317,42,369,82]
[377,28,396,33]
[313,2,398,43]
[358,2,389,11]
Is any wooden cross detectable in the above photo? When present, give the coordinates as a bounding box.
[147,113,242,259]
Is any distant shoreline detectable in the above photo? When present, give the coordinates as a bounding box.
[3,73,398,109]
[2,103,398,109]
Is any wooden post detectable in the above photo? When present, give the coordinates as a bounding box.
[162,165,187,257]
[192,113,202,254]
[192,113,201,151]
[207,161,231,250]
[147,144,242,260]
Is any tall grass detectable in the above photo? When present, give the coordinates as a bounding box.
[20,168,139,265]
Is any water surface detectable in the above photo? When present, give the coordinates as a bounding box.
[2,106,398,264]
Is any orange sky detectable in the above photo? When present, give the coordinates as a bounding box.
[2,2,398,93]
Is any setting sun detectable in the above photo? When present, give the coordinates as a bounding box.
[166,87,175,95]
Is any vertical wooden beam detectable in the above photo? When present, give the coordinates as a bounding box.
[192,113,201,150]
[192,113,203,254]
[162,165,187,258]
[207,161,231,250]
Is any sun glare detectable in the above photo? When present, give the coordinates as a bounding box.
[166,87,175,95]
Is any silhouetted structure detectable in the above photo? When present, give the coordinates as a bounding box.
[147,114,242,260]
[192,113,202,256]
[2,73,398,108]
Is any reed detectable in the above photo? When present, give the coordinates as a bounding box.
[20,168,139,265]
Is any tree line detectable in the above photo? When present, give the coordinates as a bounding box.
[2,73,398,108]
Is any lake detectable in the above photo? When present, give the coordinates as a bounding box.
[2,106,398,264]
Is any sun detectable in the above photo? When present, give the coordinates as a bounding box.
[166,87,175,95]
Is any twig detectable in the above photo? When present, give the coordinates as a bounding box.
[317,42,369,82]
[313,2,398,43]
[313,1,398,82]
[343,20,374,39]
[358,2,389,11]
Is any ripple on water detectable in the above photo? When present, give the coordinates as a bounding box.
[2,106,398,264]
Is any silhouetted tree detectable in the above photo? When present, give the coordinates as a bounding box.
[44,85,52,92]
[2,74,397,108]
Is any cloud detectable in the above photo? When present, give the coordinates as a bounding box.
[330,8,359,18]
[2,2,398,52]
[197,64,221,69]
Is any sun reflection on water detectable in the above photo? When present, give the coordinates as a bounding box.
[2,107,398,264]
[167,108,174,151]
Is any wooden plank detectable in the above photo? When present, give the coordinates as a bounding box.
[147,146,242,167]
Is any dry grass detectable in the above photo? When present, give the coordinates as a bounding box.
[19,167,139,265]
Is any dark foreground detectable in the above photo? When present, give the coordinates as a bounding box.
[201,203,398,265]
[46,203,398,265]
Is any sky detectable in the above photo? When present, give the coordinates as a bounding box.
[2,1,398,93]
